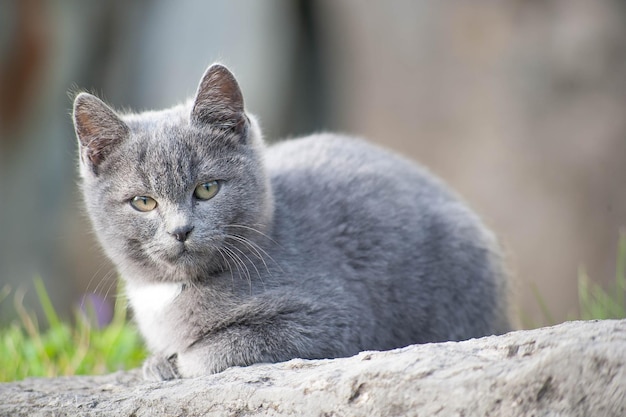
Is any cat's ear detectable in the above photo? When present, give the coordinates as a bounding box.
[73,92,129,173]
[191,64,248,135]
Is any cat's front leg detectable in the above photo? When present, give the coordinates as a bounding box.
[142,353,180,381]
[175,345,234,377]
[174,323,337,377]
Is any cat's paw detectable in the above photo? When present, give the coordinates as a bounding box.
[142,353,180,381]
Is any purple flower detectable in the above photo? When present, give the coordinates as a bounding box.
[79,293,113,328]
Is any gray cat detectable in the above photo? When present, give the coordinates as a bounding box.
[73,64,511,381]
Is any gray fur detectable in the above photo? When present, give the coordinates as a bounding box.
[73,64,511,381]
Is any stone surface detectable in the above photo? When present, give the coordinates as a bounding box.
[1,319,625,417]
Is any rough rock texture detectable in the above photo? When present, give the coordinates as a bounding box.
[1,320,625,417]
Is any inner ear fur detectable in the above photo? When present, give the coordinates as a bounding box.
[73,92,129,171]
[191,64,248,135]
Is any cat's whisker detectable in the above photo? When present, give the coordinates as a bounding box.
[223,227,273,255]
[105,270,124,300]
[85,266,116,309]
[86,261,117,298]
[230,246,253,290]
[84,260,109,296]
[114,266,134,302]
[219,249,235,285]
[228,243,260,278]
[222,245,252,292]
[215,247,235,287]
[226,228,284,272]
[239,235,283,273]
[79,265,118,326]
[225,234,276,277]
[221,246,246,286]
[225,239,265,290]
[229,245,259,292]
[101,271,120,312]
[98,273,112,299]
[224,224,282,248]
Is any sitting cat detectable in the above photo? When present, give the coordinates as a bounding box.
[73,64,511,381]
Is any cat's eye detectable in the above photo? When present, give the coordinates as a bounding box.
[130,196,158,212]
[194,180,220,200]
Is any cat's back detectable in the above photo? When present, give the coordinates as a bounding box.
[265,133,448,202]
[266,133,423,178]
[265,133,458,227]
[264,134,509,343]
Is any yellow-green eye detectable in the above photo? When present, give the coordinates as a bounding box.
[194,180,220,200]
[130,196,158,212]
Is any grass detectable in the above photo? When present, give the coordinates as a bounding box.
[525,231,626,327]
[0,278,146,382]
[577,230,626,320]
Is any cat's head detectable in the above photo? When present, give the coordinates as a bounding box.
[73,64,273,283]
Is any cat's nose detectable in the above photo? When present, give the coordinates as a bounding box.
[170,225,194,242]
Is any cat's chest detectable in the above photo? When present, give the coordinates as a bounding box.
[125,281,183,353]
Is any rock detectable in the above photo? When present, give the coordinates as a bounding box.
[1,319,625,417]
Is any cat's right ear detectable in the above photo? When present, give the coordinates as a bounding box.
[73,93,129,174]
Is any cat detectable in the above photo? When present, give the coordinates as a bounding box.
[73,63,511,381]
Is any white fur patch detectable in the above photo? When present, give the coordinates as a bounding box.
[126,282,182,318]
[125,282,183,353]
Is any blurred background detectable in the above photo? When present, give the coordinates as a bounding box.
[1,0,625,328]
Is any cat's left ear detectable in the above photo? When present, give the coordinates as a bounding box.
[73,92,129,174]
[191,64,248,136]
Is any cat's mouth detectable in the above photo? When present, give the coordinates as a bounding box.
[162,245,192,264]
[144,235,224,274]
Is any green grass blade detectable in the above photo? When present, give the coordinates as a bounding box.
[34,278,60,329]
[616,230,626,309]
[530,282,555,325]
